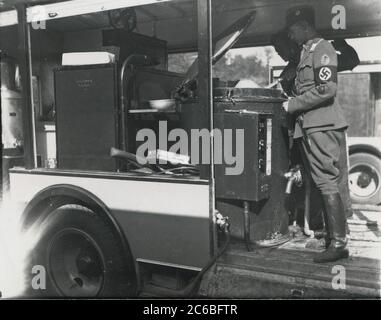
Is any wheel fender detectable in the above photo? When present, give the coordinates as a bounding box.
[349,144,381,160]
[21,184,136,278]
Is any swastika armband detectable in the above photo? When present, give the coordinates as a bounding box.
[314,66,337,84]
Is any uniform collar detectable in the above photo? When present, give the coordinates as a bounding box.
[298,37,321,66]
[302,37,321,51]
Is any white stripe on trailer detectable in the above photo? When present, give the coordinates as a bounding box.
[9,172,209,218]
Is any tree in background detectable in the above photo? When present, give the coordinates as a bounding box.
[168,49,273,87]
[214,53,270,86]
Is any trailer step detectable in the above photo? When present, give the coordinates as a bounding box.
[198,238,381,298]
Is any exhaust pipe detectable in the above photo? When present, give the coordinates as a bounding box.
[119,55,159,151]
[243,201,253,252]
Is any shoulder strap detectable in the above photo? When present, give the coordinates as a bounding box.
[310,38,324,70]
[310,38,324,53]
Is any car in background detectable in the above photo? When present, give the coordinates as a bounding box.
[348,137,381,206]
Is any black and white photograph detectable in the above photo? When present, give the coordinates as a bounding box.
[0,0,380,308]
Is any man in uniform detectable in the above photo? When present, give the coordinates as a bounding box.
[271,33,359,96]
[283,6,350,263]
[271,25,359,225]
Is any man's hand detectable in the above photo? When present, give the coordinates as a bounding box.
[282,100,289,113]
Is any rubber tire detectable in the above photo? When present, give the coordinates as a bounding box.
[349,152,381,205]
[24,206,136,298]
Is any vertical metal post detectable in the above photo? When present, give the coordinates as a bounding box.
[16,4,36,169]
[197,0,216,257]
[0,53,3,201]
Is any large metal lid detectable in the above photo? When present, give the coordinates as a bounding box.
[178,11,256,88]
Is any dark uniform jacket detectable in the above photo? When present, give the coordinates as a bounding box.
[279,39,359,97]
[288,38,348,138]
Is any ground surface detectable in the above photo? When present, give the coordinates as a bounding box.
[199,208,381,298]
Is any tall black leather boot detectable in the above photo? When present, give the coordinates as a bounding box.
[313,193,349,263]
[319,197,332,249]
[311,203,350,250]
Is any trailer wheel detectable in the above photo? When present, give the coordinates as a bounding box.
[26,206,136,298]
[349,152,381,205]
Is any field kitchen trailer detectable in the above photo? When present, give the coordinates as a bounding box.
[0,0,380,298]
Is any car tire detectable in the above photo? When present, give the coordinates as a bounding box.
[24,205,136,298]
[349,152,381,205]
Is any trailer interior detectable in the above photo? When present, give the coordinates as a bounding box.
[0,0,381,298]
